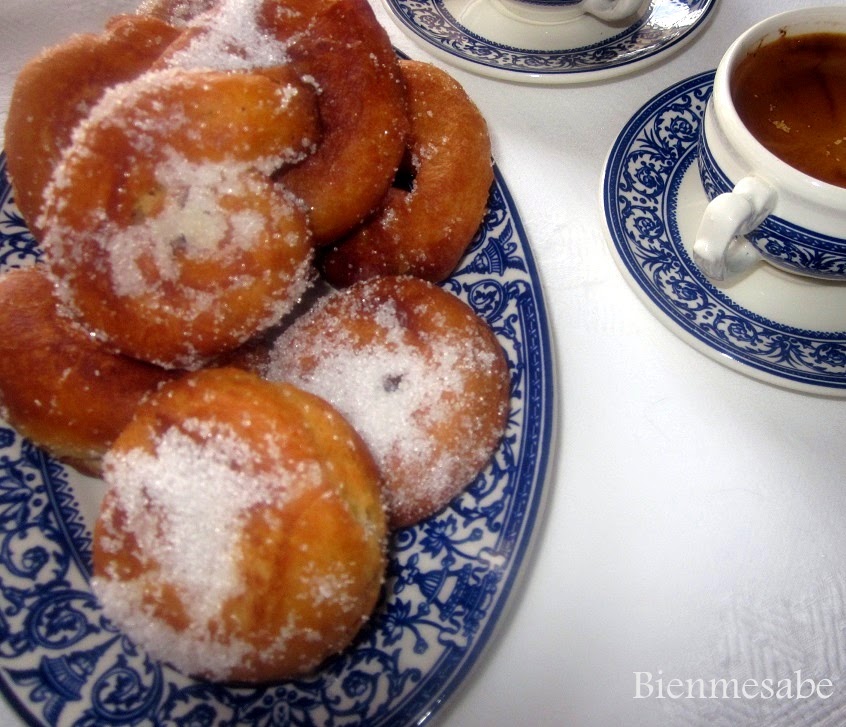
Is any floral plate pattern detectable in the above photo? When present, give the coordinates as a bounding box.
[380,0,715,84]
[602,71,846,395]
[0,153,555,725]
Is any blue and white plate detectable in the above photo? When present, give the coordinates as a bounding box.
[381,0,715,84]
[0,154,555,725]
[603,71,846,396]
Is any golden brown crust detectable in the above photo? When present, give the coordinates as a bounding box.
[319,60,493,286]
[92,367,387,682]
[264,276,510,528]
[0,267,180,475]
[272,0,410,245]
[38,67,319,370]
[3,14,182,239]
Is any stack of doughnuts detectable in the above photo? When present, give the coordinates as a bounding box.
[1,0,506,682]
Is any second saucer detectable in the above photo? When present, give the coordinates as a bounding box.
[380,0,716,84]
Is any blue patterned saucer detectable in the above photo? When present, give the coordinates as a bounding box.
[603,71,846,395]
[381,0,715,84]
[0,154,555,725]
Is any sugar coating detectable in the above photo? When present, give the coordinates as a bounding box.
[93,416,324,677]
[43,66,310,195]
[37,63,317,369]
[163,0,291,71]
[264,288,503,521]
[137,0,215,25]
[105,154,284,298]
[100,419,307,618]
[91,574,258,675]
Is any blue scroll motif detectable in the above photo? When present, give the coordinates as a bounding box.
[385,0,713,76]
[697,128,846,279]
[606,71,846,389]
[0,158,40,269]
[0,153,552,725]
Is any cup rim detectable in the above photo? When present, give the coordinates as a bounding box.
[713,6,846,200]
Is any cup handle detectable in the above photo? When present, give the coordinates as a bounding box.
[583,0,644,20]
[692,176,776,282]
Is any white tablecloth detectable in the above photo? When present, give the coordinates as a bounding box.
[2,1,846,725]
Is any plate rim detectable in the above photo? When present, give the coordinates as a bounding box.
[397,164,558,726]
[0,150,558,725]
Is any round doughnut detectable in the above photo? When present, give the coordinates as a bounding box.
[262,276,510,529]
[0,266,180,476]
[91,367,387,682]
[270,0,410,245]
[39,66,320,370]
[319,60,494,286]
[3,14,182,239]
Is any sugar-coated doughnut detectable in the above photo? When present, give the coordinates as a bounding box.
[4,14,182,239]
[271,0,410,245]
[262,276,510,529]
[38,66,319,370]
[320,60,493,286]
[145,0,408,245]
[92,367,387,682]
[0,267,180,475]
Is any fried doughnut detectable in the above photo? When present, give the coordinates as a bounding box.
[320,60,494,286]
[270,0,410,245]
[3,14,182,238]
[262,276,510,529]
[128,0,407,247]
[39,66,319,370]
[0,267,180,475]
[91,367,387,682]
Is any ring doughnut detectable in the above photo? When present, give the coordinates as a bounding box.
[92,367,387,682]
[271,0,410,245]
[4,14,182,238]
[38,66,320,370]
[319,59,494,286]
[0,266,180,476]
[262,275,510,529]
[135,0,408,246]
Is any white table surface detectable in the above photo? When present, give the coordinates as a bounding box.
[2,1,846,725]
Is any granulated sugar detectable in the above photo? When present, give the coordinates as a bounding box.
[163,0,291,71]
[266,291,501,518]
[92,415,317,677]
[99,419,280,621]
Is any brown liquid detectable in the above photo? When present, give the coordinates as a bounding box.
[731,32,846,188]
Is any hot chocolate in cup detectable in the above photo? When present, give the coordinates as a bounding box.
[693,6,846,283]
[495,0,646,22]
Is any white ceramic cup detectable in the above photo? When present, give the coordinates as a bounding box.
[497,0,646,22]
[692,7,846,283]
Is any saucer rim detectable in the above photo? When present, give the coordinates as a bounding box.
[602,70,846,396]
[380,0,716,85]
